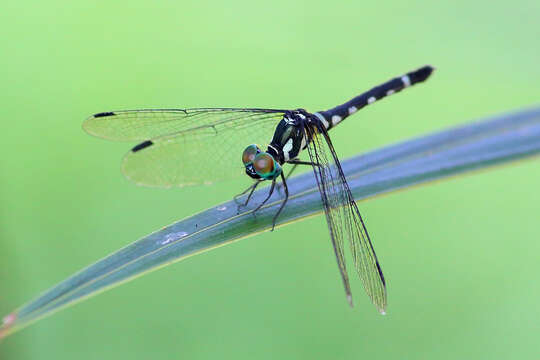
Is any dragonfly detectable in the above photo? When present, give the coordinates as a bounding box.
[84,65,434,313]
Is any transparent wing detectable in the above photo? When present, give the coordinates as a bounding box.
[304,121,387,313]
[83,108,288,141]
[84,109,287,187]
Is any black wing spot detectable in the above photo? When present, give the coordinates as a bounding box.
[132,140,154,152]
[93,112,115,118]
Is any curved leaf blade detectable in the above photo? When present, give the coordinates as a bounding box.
[2,106,540,339]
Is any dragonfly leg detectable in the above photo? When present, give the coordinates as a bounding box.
[234,181,261,207]
[277,160,320,193]
[243,181,260,207]
[277,163,297,195]
[271,172,289,231]
[287,159,321,167]
[252,179,276,215]
[285,164,298,181]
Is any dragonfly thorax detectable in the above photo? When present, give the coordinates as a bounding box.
[268,109,311,163]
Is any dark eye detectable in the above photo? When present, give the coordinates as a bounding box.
[242,144,261,165]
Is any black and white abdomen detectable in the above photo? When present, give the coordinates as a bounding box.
[312,66,434,131]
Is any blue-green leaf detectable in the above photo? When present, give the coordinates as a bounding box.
[2,106,540,339]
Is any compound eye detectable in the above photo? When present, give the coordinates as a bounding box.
[253,153,275,176]
[242,144,261,165]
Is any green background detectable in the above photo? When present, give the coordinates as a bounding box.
[1,1,539,359]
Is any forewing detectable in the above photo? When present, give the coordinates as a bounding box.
[84,109,286,187]
[83,108,287,141]
[304,122,387,313]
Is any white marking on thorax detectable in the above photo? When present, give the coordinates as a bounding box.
[331,115,342,126]
[314,112,330,129]
[348,106,357,114]
[367,96,376,104]
[297,113,306,119]
[282,138,293,161]
[401,75,411,87]
[268,144,279,155]
[387,89,395,96]
[284,116,295,125]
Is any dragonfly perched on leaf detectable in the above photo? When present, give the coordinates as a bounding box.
[84,65,434,313]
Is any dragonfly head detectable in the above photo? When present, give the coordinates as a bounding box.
[242,144,282,180]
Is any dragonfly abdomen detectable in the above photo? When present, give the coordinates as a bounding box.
[314,65,434,131]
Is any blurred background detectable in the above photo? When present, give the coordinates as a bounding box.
[1,0,539,359]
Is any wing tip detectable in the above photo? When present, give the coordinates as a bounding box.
[82,112,117,138]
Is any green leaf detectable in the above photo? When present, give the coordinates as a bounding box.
[2,106,540,339]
